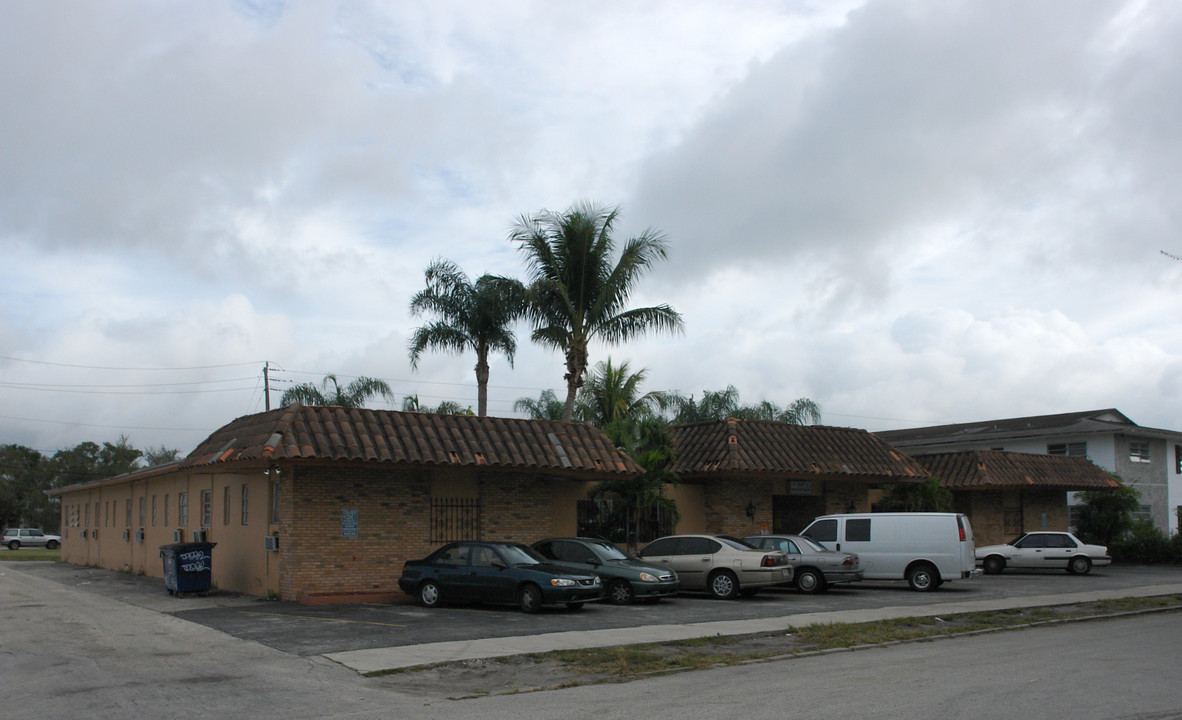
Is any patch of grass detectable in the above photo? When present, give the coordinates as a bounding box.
[532,595,1182,681]
[0,548,60,562]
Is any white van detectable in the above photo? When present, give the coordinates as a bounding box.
[800,513,976,591]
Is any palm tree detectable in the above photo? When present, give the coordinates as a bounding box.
[280,373,395,408]
[408,259,528,417]
[668,385,821,425]
[401,394,474,416]
[579,358,667,429]
[511,201,684,422]
[513,389,567,421]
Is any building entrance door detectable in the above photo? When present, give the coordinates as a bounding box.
[773,494,827,534]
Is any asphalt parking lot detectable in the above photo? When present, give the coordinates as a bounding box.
[12,560,1182,657]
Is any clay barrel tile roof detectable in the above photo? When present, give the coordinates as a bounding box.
[182,404,640,476]
[670,419,929,481]
[914,450,1121,490]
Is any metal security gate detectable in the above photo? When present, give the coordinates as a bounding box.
[430,498,480,543]
[576,499,672,548]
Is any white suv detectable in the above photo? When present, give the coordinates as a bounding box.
[3,527,61,550]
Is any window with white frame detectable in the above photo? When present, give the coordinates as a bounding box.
[1048,442,1087,457]
[241,485,249,525]
[223,486,231,526]
[178,492,188,526]
[201,489,212,527]
[1129,440,1151,463]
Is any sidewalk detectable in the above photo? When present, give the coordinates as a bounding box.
[323,582,1182,674]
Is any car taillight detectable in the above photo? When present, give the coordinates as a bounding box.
[957,517,966,541]
[842,557,854,566]
[761,554,783,567]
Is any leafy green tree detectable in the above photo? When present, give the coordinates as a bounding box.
[408,258,528,417]
[513,389,567,421]
[667,385,821,425]
[1075,482,1141,547]
[280,373,394,408]
[875,478,953,512]
[0,444,49,529]
[2,437,146,531]
[142,445,181,467]
[511,201,684,422]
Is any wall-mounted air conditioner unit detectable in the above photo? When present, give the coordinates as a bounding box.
[122,528,131,541]
[264,535,279,551]
[192,529,208,542]
[135,528,145,543]
[173,529,184,542]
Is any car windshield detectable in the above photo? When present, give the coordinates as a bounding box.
[589,542,630,561]
[717,536,757,550]
[796,536,830,553]
[498,544,544,566]
[1007,534,1027,546]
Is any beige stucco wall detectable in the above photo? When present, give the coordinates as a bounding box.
[665,482,706,533]
[58,469,277,598]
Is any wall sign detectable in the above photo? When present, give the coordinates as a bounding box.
[789,480,813,495]
[341,508,359,538]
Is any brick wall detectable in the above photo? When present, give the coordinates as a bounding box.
[279,463,431,603]
[479,471,554,542]
[702,477,775,535]
[955,489,1071,546]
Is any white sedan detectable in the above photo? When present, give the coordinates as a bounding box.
[976,531,1110,575]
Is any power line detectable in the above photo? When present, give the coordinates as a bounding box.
[0,356,264,371]
[0,413,213,432]
[0,384,258,396]
[0,376,257,389]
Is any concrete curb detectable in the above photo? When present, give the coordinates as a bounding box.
[323,582,1182,674]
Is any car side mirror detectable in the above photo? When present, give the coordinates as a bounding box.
[491,560,507,570]
[585,557,601,566]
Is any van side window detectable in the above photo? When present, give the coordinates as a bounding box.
[804,519,837,543]
[846,518,871,542]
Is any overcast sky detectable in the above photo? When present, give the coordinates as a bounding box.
[3,0,1181,456]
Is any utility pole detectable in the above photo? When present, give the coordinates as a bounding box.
[264,362,271,411]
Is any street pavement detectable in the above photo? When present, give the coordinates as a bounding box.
[9,559,1182,674]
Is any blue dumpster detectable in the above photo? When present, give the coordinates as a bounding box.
[160,542,216,597]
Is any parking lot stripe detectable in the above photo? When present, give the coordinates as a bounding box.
[241,610,406,629]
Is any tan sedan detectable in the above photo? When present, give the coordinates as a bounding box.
[636,534,792,599]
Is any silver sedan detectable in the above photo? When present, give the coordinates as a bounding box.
[744,534,863,593]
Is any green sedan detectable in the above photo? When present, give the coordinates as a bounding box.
[532,537,680,604]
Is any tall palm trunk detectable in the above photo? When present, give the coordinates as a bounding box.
[474,347,490,418]
[561,343,588,422]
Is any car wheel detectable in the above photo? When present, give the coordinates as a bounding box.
[1068,556,1092,575]
[519,583,542,613]
[7,540,19,551]
[982,556,1005,575]
[45,540,59,550]
[607,580,635,605]
[418,580,442,608]
[795,568,825,594]
[907,562,939,592]
[708,570,739,600]
[566,602,584,610]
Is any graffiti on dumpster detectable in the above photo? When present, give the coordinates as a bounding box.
[179,549,210,572]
